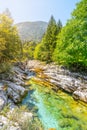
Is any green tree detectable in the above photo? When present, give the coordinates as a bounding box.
[53,0,87,70]
[0,38,6,60]
[0,13,21,63]
[23,41,36,60]
[34,16,62,62]
[57,19,62,33]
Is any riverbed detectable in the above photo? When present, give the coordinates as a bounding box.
[22,80,87,130]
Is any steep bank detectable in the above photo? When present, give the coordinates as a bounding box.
[26,60,87,103]
[0,63,29,109]
[0,63,34,130]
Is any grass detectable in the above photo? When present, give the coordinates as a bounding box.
[0,62,12,73]
[8,105,43,130]
[0,105,43,130]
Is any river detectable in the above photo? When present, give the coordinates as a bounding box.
[22,79,87,130]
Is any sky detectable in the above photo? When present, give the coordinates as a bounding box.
[0,0,80,25]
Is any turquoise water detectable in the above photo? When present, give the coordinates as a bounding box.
[33,90,59,130]
[22,82,87,130]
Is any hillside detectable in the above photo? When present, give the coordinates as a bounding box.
[16,21,48,42]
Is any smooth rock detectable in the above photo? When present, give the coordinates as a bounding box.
[73,88,87,103]
[27,60,87,103]
[0,91,8,110]
[6,81,26,96]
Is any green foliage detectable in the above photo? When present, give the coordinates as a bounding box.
[0,104,10,116]
[34,43,43,60]
[0,62,12,73]
[57,19,62,33]
[0,10,22,73]
[34,16,62,62]
[53,0,87,70]
[0,11,22,63]
[23,41,36,60]
[0,38,6,58]
[21,118,43,130]
[9,106,43,130]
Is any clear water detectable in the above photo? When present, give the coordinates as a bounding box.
[33,90,59,130]
[22,81,87,130]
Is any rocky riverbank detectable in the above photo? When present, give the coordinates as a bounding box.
[0,62,33,130]
[0,60,87,129]
[26,60,87,103]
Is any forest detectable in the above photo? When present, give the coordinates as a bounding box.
[0,0,87,73]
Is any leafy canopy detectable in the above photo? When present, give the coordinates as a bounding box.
[0,11,21,63]
[53,0,87,70]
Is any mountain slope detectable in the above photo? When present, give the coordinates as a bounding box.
[16,21,48,42]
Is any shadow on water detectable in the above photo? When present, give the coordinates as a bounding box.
[22,89,36,111]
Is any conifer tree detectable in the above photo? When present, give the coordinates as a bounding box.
[34,16,62,62]
[57,19,62,33]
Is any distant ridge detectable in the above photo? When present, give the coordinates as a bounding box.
[16,21,48,42]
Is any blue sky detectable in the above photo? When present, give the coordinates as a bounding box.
[0,0,80,25]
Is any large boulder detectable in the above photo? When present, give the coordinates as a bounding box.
[7,82,26,96]
[6,82,27,103]
[1,80,27,103]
